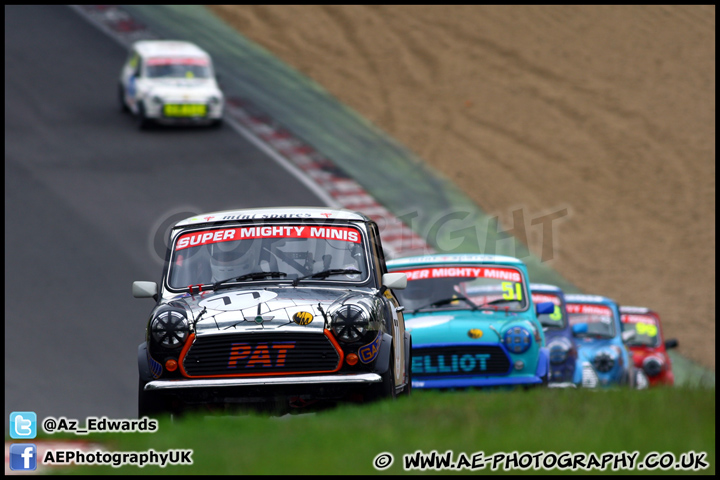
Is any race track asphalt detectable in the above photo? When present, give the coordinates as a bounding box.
[4,5,326,426]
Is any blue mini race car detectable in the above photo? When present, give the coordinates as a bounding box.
[564,294,637,388]
[387,254,553,389]
[530,284,581,387]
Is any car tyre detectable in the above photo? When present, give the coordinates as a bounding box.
[118,84,129,113]
[402,365,412,396]
[138,379,168,418]
[367,353,397,402]
[622,367,633,387]
[137,102,153,130]
[401,338,412,396]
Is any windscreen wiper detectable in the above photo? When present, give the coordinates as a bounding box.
[476,298,519,309]
[211,271,287,291]
[411,295,478,314]
[541,323,563,329]
[291,268,361,287]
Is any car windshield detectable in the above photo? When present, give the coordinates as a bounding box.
[532,292,566,329]
[621,313,661,347]
[167,224,369,290]
[146,57,211,79]
[567,303,616,338]
[393,265,528,312]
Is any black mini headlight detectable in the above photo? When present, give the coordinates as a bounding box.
[151,310,189,349]
[331,304,369,343]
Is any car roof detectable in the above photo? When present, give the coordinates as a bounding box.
[387,253,526,268]
[619,305,654,315]
[174,207,371,228]
[132,40,210,59]
[564,293,617,306]
[529,283,564,293]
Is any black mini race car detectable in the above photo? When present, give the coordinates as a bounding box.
[133,207,411,416]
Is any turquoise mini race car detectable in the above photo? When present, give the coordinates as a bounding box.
[386,254,553,389]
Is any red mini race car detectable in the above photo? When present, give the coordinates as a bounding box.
[619,306,678,387]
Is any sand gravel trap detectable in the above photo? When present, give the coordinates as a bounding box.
[207,5,715,370]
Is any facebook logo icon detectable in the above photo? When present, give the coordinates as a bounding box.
[10,411,37,439]
[10,444,37,471]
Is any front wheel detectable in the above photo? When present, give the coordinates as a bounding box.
[137,102,153,130]
[118,84,129,113]
[138,379,169,418]
[402,366,413,396]
[400,338,412,396]
[366,354,397,402]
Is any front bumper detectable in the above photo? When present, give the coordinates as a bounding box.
[412,375,544,389]
[144,100,223,122]
[548,360,577,385]
[547,382,577,388]
[144,372,381,391]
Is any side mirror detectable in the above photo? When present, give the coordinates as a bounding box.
[664,338,678,349]
[536,301,555,315]
[571,323,588,336]
[621,330,636,342]
[132,281,158,299]
[382,272,407,290]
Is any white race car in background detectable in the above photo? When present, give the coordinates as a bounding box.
[119,40,224,128]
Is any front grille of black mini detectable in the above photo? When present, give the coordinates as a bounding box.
[182,333,340,377]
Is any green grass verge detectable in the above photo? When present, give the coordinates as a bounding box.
[48,387,713,475]
[668,351,715,388]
